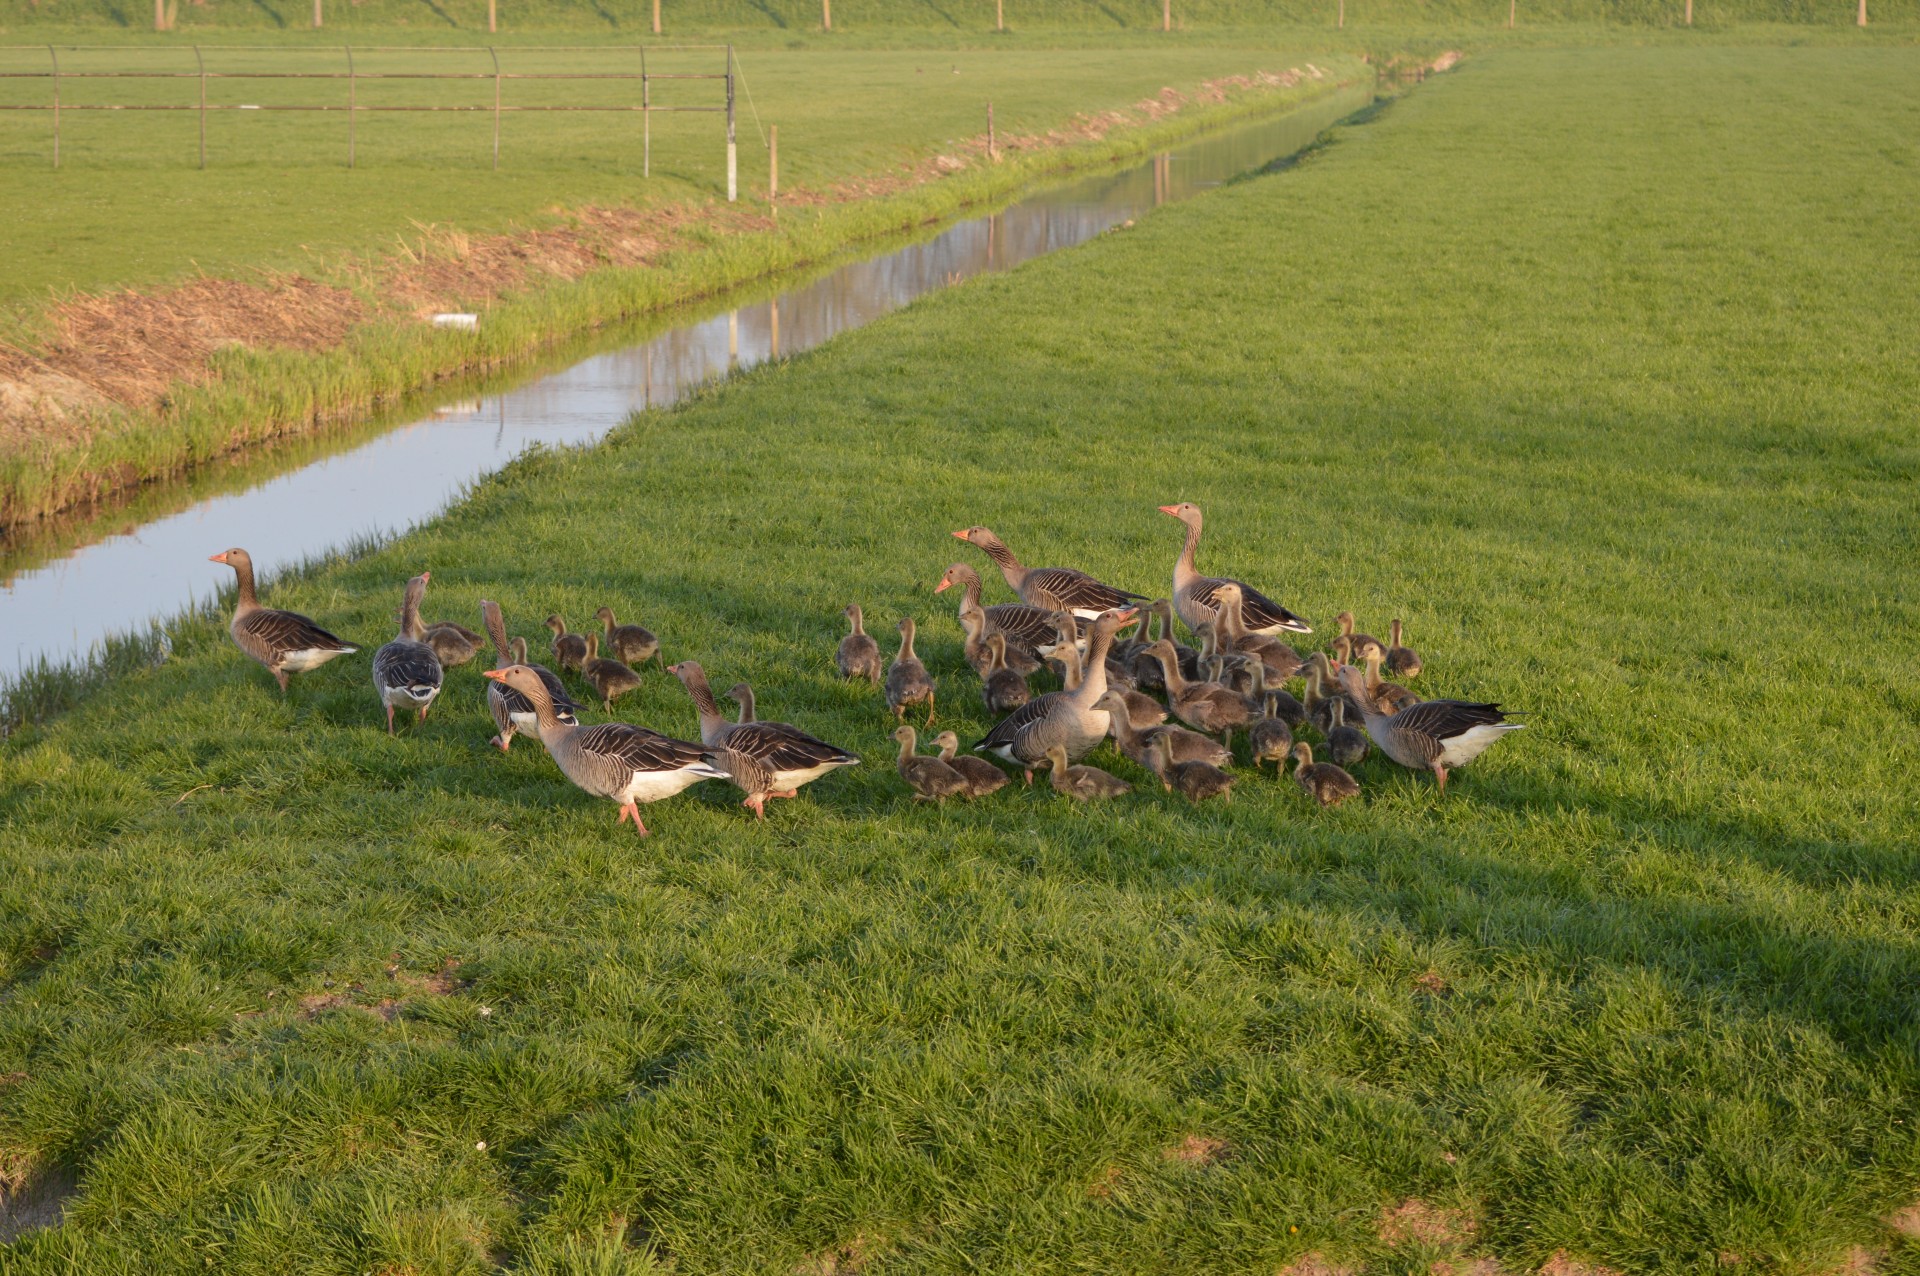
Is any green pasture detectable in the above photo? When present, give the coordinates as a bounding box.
[4,41,1919,1274]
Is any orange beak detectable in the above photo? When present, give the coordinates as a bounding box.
[420,570,431,582]
[933,577,952,594]
[1156,505,1180,516]
[1113,607,1138,623]
[481,668,506,682]
[208,551,228,563]
[950,529,969,541]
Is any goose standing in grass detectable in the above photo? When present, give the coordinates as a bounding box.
[1291,741,1360,807]
[981,633,1032,715]
[1335,665,1523,796]
[932,731,1009,799]
[1097,690,1229,771]
[1157,502,1312,636]
[893,725,969,803]
[1146,638,1252,749]
[668,660,861,801]
[372,572,444,734]
[208,548,358,694]
[546,614,589,673]
[936,563,1065,666]
[886,617,937,723]
[973,608,1137,780]
[836,604,883,684]
[482,665,724,834]
[1335,612,1385,664]
[596,606,661,668]
[726,681,757,724]
[1247,681,1296,773]
[1149,734,1234,804]
[1325,699,1369,769]
[581,633,643,712]
[482,600,580,753]
[422,620,482,669]
[952,526,1145,619]
[1044,744,1131,802]
[1385,619,1424,681]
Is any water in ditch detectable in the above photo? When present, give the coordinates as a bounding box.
[0,82,1369,687]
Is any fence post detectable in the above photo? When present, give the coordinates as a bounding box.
[1684,0,1691,21]
[652,0,661,33]
[1162,0,1170,30]
[769,124,778,207]
[996,0,1003,29]
[48,45,59,170]
[155,0,165,30]
[488,0,497,32]
[987,101,996,161]
[1337,0,1344,25]
[1508,0,1514,26]
[346,44,356,167]
[641,47,649,177]
[195,45,206,168]
[721,44,737,201]
[489,45,501,170]
[822,0,831,30]
[770,298,779,358]
[313,0,322,27]
[1857,0,1866,23]
[728,310,738,364]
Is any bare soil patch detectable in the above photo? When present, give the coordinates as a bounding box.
[1379,1198,1477,1248]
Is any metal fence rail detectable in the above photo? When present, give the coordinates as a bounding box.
[0,43,737,189]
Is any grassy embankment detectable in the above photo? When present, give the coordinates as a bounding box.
[4,42,1920,1274]
[0,43,1371,525]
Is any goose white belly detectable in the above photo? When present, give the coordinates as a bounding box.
[281,646,350,672]
[1438,723,1525,768]
[380,682,440,709]
[617,767,721,805]
[768,759,850,791]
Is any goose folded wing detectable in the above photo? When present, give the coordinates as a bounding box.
[574,723,714,772]
[239,608,356,656]
[1388,699,1512,741]
[973,690,1062,750]
[982,603,1062,649]
[1192,579,1309,632]
[726,722,859,770]
[1024,568,1145,612]
[373,641,443,691]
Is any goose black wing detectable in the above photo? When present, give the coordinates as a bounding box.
[726,722,860,770]
[238,607,358,657]
[573,723,714,773]
[1388,699,1513,741]
[973,690,1063,750]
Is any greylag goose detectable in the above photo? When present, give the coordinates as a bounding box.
[1147,638,1252,748]
[482,665,723,833]
[1149,733,1234,804]
[1385,619,1424,680]
[423,621,482,668]
[1335,665,1524,796]
[703,745,780,821]
[932,731,1010,799]
[972,608,1137,779]
[1362,649,1421,715]
[1325,699,1369,769]
[894,725,969,803]
[1336,612,1385,663]
[936,563,1063,662]
[726,681,757,723]
[1213,583,1306,680]
[482,600,580,752]
[371,572,444,733]
[582,633,643,712]
[1099,690,1229,770]
[668,660,860,798]
[546,614,589,673]
[1247,688,1295,773]
[836,604,883,684]
[1292,742,1360,807]
[982,633,1032,715]
[1158,502,1311,636]
[208,548,357,693]
[1044,744,1131,802]
[595,606,661,668]
[952,526,1144,619]
[885,617,936,723]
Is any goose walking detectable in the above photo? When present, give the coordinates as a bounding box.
[372,573,445,733]
[669,660,861,801]
[596,606,661,668]
[1149,733,1234,803]
[836,604,883,684]
[886,616,937,723]
[1146,638,1252,748]
[546,615,589,673]
[952,526,1145,619]
[1044,744,1131,802]
[1335,665,1523,796]
[894,725,969,803]
[1157,502,1311,636]
[1291,741,1360,807]
[932,731,1010,799]
[1097,690,1229,771]
[482,665,724,834]
[582,633,643,712]
[208,548,357,694]
[481,600,581,752]
[972,608,1137,780]
[936,563,1069,664]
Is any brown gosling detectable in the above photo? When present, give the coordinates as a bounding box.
[1097,690,1228,771]
[596,606,661,668]
[1150,733,1234,804]
[423,621,482,668]
[546,614,588,672]
[982,632,1032,715]
[894,725,970,803]
[581,632,643,712]
[1385,618,1424,680]
[1247,690,1296,774]
[1326,698,1370,769]
[1363,649,1422,715]
[933,730,1010,799]
[1335,611,1385,663]
[837,603,883,684]
[1292,741,1360,807]
[886,616,937,723]
[1045,743,1131,802]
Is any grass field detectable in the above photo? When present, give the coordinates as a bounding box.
[4,41,1920,1274]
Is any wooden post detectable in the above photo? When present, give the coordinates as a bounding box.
[488,0,496,31]
[728,311,738,364]
[313,0,322,27]
[1508,0,1514,26]
[1684,0,1691,22]
[822,0,831,29]
[1337,0,1343,26]
[1162,0,1170,30]
[490,46,501,170]
[196,45,207,168]
[770,298,779,358]
[769,124,778,210]
[49,45,59,169]
[155,0,166,28]
[996,0,1003,28]
[347,45,356,168]
[1857,0,1866,24]
[987,101,996,161]
[652,0,661,33]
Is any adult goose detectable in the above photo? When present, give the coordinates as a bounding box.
[208,548,357,693]
[972,608,1137,779]
[596,606,661,668]
[886,617,936,723]
[481,600,580,752]
[836,604,883,684]
[372,573,445,733]
[668,660,861,799]
[936,563,1065,663]
[1157,502,1311,636]
[1335,665,1523,796]
[546,615,589,673]
[932,731,1010,799]
[482,665,724,834]
[952,526,1144,619]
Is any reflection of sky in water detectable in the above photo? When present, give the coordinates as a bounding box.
[0,87,1365,681]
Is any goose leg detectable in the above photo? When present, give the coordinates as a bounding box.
[1433,764,1449,797]
[743,794,768,820]
[925,693,937,726]
[418,705,429,724]
[274,670,290,695]
[385,705,396,735]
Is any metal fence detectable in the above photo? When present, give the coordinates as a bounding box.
[0,43,739,193]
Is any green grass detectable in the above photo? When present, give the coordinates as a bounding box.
[4,41,1920,1273]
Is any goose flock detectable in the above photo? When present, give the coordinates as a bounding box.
[205,504,1523,835]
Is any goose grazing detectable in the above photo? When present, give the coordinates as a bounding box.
[1335,664,1524,796]
[208,548,358,694]
[972,608,1136,780]
[932,731,1010,799]
[596,606,661,668]
[894,725,970,803]
[546,614,589,673]
[1291,741,1360,807]
[727,681,757,724]
[1386,619,1424,680]
[371,572,444,733]
[1158,502,1311,636]
[1147,638,1252,749]
[668,660,861,800]
[581,633,642,712]
[1149,733,1234,804]
[952,525,1145,619]
[482,665,724,834]
[836,604,883,684]
[423,621,482,669]
[1362,649,1422,715]
[1336,612,1385,663]
[885,616,937,723]
[1044,744,1131,802]
[1325,699,1369,769]
[481,600,581,752]
[936,563,1063,664]
[1098,690,1228,771]
[1213,583,1306,681]
[982,633,1032,715]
